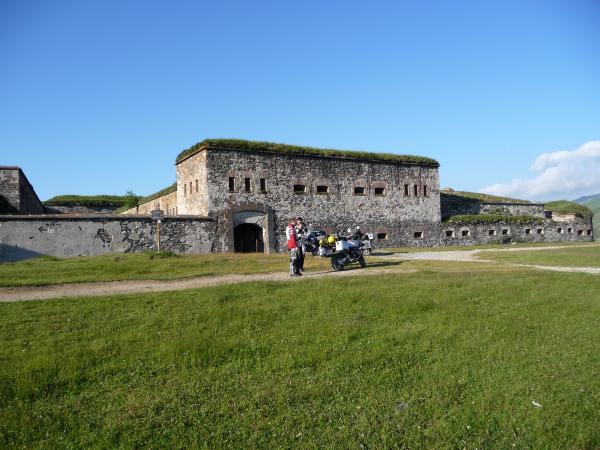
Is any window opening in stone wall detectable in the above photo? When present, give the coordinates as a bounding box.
[189,181,192,195]
[196,179,198,193]
[537,228,543,234]
[413,184,419,197]
[354,186,365,195]
[446,230,454,237]
[424,185,428,197]
[557,227,563,233]
[577,229,584,236]
[317,185,329,194]
[404,184,409,196]
[260,178,266,192]
[587,230,592,236]
[245,178,251,193]
[414,231,423,239]
[374,187,385,196]
[525,229,531,235]
[461,229,470,236]
[377,232,387,240]
[489,230,496,236]
[502,229,509,235]
[184,183,187,196]
[229,177,235,192]
[567,227,573,233]
[294,184,306,194]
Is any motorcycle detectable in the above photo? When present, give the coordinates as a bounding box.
[302,230,325,256]
[330,238,367,271]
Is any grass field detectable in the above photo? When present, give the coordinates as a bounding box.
[479,246,600,267]
[0,252,336,287]
[1,261,600,448]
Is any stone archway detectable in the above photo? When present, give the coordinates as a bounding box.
[234,223,264,252]
[231,210,267,253]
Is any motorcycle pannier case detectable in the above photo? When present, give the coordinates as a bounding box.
[335,240,352,252]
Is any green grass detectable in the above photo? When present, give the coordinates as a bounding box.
[381,241,595,253]
[545,200,593,219]
[479,246,600,267]
[176,138,439,166]
[1,267,599,448]
[441,189,531,204]
[43,195,133,208]
[0,252,338,287]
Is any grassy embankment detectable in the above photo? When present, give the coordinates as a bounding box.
[479,245,600,268]
[1,264,599,448]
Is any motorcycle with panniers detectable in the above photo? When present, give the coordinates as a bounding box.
[318,233,367,271]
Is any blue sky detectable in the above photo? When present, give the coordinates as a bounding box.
[1,0,599,201]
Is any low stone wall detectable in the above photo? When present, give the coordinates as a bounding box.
[121,191,178,215]
[0,215,217,262]
[44,205,122,214]
[440,193,545,219]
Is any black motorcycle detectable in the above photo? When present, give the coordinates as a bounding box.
[330,238,367,271]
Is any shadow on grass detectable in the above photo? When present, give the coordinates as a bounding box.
[301,259,403,276]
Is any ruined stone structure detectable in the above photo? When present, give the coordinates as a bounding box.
[0,166,44,214]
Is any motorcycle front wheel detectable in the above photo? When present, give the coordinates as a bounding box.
[331,255,345,271]
[358,256,367,268]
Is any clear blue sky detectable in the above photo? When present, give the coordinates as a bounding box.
[1,0,599,201]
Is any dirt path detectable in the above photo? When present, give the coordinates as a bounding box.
[0,267,416,303]
[1,244,597,303]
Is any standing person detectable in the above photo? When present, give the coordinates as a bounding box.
[295,217,306,272]
[286,218,301,276]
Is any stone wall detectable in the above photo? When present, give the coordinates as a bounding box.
[201,149,441,252]
[0,167,45,214]
[440,192,545,219]
[177,151,209,216]
[122,190,178,215]
[44,205,122,214]
[0,215,217,262]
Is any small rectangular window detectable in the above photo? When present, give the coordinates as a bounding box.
[184,183,187,196]
[525,229,531,235]
[462,230,470,237]
[190,181,192,194]
[557,227,563,234]
[488,230,496,236]
[587,230,592,236]
[260,178,266,192]
[316,185,329,194]
[567,227,573,234]
[196,179,198,193]
[245,177,251,193]
[413,185,419,197]
[446,230,454,237]
[537,228,543,234]
[404,184,409,196]
[374,187,385,196]
[414,231,423,239]
[294,184,306,194]
[229,177,235,192]
[354,186,365,195]
[502,229,509,235]
[423,185,428,197]
[577,229,584,236]
[376,232,387,240]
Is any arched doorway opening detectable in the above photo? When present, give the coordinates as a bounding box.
[234,223,264,253]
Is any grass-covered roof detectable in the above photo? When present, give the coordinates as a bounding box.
[44,195,131,208]
[441,189,532,204]
[137,183,177,206]
[545,200,593,219]
[176,139,439,167]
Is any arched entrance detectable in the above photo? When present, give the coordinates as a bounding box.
[234,223,264,253]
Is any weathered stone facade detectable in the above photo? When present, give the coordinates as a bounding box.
[0,167,44,214]
[440,192,545,219]
[0,215,216,262]
[122,190,178,215]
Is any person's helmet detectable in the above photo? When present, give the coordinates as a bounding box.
[319,238,326,246]
[327,235,336,245]
[347,228,353,234]
[356,226,361,230]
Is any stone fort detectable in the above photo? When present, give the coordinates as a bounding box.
[0,139,594,260]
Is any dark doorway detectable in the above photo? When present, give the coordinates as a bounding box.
[234,224,264,253]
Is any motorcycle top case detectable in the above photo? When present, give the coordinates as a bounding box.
[335,240,357,252]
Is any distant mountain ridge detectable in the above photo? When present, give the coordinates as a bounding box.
[574,193,600,204]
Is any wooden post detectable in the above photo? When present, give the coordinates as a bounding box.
[157,219,161,252]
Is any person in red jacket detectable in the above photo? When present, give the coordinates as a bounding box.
[286,218,301,276]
